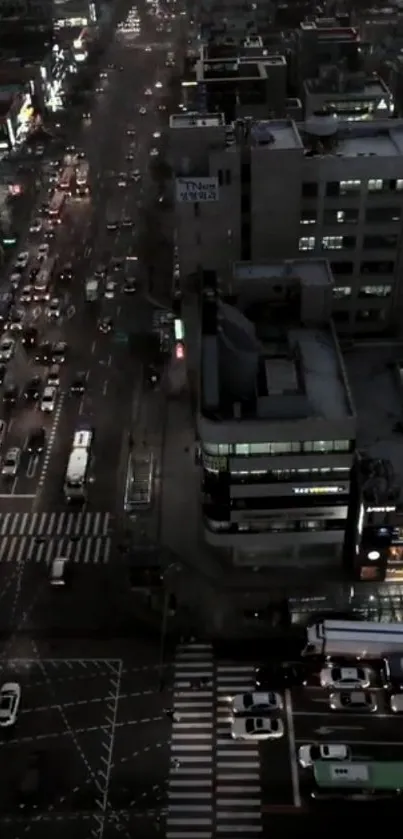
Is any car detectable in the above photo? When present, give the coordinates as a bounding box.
[298,743,351,769]
[29,218,42,233]
[0,682,21,727]
[35,341,52,365]
[329,690,377,712]
[27,427,46,454]
[231,716,284,741]
[44,224,55,240]
[0,365,6,385]
[118,174,127,187]
[111,257,124,271]
[149,147,159,157]
[37,243,50,261]
[145,88,152,96]
[139,106,146,115]
[47,364,60,387]
[106,219,119,231]
[22,326,38,348]
[125,153,134,161]
[153,130,161,139]
[40,386,57,412]
[320,665,371,691]
[3,383,18,405]
[123,278,137,293]
[70,372,86,394]
[23,376,42,402]
[232,692,283,715]
[47,297,61,319]
[20,285,33,304]
[95,264,107,278]
[122,217,133,227]
[29,265,40,282]
[16,251,29,268]
[104,281,115,299]
[51,342,67,364]
[58,263,73,282]
[10,270,22,288]
[98,316,113,333]
[0,336,15,362]
[255,662,308,689]
[100,71,107,79]
[127,128,136,136]
[6,309,24,332]
[155,81,163,89]
[2,447,21,477]
[131,169,141,182]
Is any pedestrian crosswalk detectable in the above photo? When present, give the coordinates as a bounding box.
[0,512,112,564]
[167,643,262,838]
[216,663,262,836]
[168,642,214,838]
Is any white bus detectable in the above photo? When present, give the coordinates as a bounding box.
[59,166,75,193]
[64,427,94,501]
[48,190,65,222]
[76,162,89,195]
[33,257,54,301]
[304,619,403,659]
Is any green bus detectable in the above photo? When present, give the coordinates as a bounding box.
[312,761,403,798]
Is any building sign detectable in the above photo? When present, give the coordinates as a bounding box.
[293,486,345,495]
[176,177,219,203]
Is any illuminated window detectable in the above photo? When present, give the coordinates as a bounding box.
[332,286,352,298]
[340,179,361,195]
[299,236,315,251]
[322,236,343,250]
[368,178,383,192]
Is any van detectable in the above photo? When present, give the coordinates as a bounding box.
[390,693,403,713]
[49,557,68,586]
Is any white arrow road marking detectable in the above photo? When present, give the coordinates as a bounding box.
[315,726,365,735]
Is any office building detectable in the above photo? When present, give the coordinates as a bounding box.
[303,71,394,121]
[171,115,403,334]
[198,258,356,571]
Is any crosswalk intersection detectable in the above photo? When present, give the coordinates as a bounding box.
[167,642,262,839]
[0,512,112,564]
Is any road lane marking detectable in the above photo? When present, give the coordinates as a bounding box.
[292,711,394,719]
[38,391,65,488]
[285,689,301,807]
[295,738,403,746]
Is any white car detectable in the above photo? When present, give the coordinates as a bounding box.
[104,281,115,299]
[10,271,22,287]
[0,335,15,361]
[298,743,351,768]
[149,147,159,157]
[155,80,162,89]
[232,692,283,715]
[47,364,60,387]
[37,243,50,261]
[2,448,21,478]
[0,682,21,727]
[20,285,33,304]
[153,130,161,139]
[41,386,57,412]
[29,218,42,233]
[47,298,61,319]
[145,87,152,96]
[320,665,371,691]
[16,251,29,268]
[231,716,284,741]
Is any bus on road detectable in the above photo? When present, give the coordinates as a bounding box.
[304,619,403,659]
[313,761,403,799]
[48,190,65,223]
[59,166,74,193]
[124,452,154,511]
[76,162,90,195]
[64,427,94,501]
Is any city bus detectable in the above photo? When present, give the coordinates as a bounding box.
[59,166,75,194]
[304,619,403,659]
[124,452,154,511]
[76,161,90,196]
[33,257,54,301]
[48,190,65,223]
[312,761,403,800]
[64,427,94,502]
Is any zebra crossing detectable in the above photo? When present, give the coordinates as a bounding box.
[167,643,262,838]
[168,642,214,838]
[0,512,112,565]
[216,663,262,836]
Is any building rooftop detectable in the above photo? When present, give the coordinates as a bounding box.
[305,74,389,97]
[248,119,304,150]
[170,112,225,129]
[334,123,403,156]
[201,260,354,424]
[344,346,403,503]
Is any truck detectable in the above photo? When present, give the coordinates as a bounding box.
[304,619,403,659]
[85,278,99,301]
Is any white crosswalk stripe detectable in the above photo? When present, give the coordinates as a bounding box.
[216,663,262,837]
[0,512,112,564]
[168,642,214,839]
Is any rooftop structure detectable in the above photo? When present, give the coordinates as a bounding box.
[304,71,394,120]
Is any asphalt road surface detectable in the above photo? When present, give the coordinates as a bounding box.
[0,0,180,630]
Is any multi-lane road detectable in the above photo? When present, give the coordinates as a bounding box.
[0,0,179,628]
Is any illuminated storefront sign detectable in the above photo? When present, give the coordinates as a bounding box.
[366,505,396,513]
[293,486,345,495]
